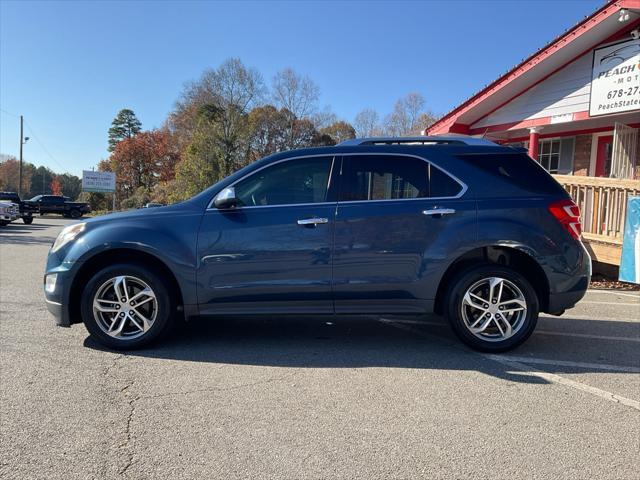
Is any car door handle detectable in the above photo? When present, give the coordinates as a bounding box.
[297,217,329,226]
[422,208,456,217]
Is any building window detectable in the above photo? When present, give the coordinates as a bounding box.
[538,139,560,173]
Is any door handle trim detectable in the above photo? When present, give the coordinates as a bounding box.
[297,217,329,226]
[422,208,456,216]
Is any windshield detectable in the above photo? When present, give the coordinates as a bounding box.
[29,195,42,201]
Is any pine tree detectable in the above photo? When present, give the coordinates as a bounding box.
[108,109,142,152]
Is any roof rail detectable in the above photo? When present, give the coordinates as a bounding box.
[337,136,497,147]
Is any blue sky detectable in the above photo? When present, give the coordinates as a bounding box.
[1,0,603,176]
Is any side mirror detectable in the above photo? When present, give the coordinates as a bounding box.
[213,187,239,209]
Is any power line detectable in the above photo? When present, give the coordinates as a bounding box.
[1,108,73,175]
[22,118,72,174]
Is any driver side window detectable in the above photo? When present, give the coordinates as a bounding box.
[234,156,333,207]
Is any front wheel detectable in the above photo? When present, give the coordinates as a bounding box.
[22,216,33,224]
[81,264,174,349]
[446,265,539,352]
[69,209,82,218]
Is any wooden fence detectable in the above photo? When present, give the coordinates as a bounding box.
[553,175,640,265]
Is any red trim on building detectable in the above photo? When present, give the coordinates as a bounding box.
[426,0,636,136]
[505,123,640,143]
[468,111,591,136]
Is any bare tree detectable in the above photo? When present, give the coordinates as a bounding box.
[353,108,381,137]
[383,92,430,136]
[272,68,320,119]
[311,106,338,130]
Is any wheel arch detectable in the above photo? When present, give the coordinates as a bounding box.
[434,245,550,315]
[69,248,185,325]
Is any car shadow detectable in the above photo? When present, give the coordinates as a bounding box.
[0,222,60,244]
[82,315,640,385]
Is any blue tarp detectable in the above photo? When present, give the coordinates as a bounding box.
[619,196,640,284]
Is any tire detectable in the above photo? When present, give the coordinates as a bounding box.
[81,263,174,350]
[22,216,33,225]
[70,209,81,218]
[0,221,8,227]
[445,264,539,352]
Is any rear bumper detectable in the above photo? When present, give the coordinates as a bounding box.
[548,275,589,313]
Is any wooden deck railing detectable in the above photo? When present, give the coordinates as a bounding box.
[553,175,640,264]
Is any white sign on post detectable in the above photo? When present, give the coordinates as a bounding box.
[82,170,116,193]
[589,39,640,117]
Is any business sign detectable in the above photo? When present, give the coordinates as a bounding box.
[619,196,640,285]
[82,170,116,193]
[589,39,640,117]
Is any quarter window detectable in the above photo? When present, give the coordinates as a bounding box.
[538,139,560,174]
[234,156,333,207]
[340,155,462,201]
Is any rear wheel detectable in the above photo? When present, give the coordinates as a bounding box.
[81,263,173,349]
[445,265,539,352]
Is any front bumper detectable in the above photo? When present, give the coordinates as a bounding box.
[43,263,77,327]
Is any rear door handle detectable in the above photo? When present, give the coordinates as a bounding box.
[297,217,329,226]
[422,208,456,217]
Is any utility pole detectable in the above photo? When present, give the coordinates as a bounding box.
[18,116,23,197]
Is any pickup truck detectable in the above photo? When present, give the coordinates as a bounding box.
[0,191,38,224]
[0,201,19,226]
[26,195,91,218]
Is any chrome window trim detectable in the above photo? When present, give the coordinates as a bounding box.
[206,152,467,210]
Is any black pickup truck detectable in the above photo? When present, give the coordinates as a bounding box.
[0,191,38,224]
[26,195,91,218]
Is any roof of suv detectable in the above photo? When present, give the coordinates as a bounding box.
[337,136,498,147]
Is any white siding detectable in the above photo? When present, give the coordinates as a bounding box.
[472,53,592,129]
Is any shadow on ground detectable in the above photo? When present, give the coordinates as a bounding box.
[83,315,640,385]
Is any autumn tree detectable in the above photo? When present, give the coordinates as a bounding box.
[105,130,180,203]
[319,121,356,145]
[0,156,34,197]
[50,176,62,196]
[108,109,142,152]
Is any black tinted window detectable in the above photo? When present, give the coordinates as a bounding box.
[430,165,464,197]
[340,155,461,201]
[235,156,332,207]
[455,153,567,196]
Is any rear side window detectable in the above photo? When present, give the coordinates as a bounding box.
[340,155,462,201]
[456,153,567,196]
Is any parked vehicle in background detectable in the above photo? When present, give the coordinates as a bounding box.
[0,201,19,226]
[144,202,165,208]
[44,136,590,352]
[0,191,38,224]
[26,195,91,218]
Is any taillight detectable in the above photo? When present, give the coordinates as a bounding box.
[548,199,582,240]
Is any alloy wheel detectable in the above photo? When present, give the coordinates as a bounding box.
[92,275,158,340]
[460,276,528,342]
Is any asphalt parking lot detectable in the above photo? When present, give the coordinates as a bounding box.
[1,217,638,479]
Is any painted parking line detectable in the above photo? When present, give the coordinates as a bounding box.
[378,319,640,411]
[579,301,639,306]
[486,355,640,412]
[588,290,640,299]
[540,313,639,322]
[383,318,640,342]
[535,330,640,343]
[494,355,640,373]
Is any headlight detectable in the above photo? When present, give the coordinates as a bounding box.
[52,222,86,252]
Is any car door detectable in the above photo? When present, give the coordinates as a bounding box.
[196,155,338,315]
[333,153,476,314]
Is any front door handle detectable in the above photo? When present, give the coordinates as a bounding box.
[422,208,456,217]
[297,217,329,226]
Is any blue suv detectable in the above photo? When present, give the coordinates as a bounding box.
[44,137,590,352]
